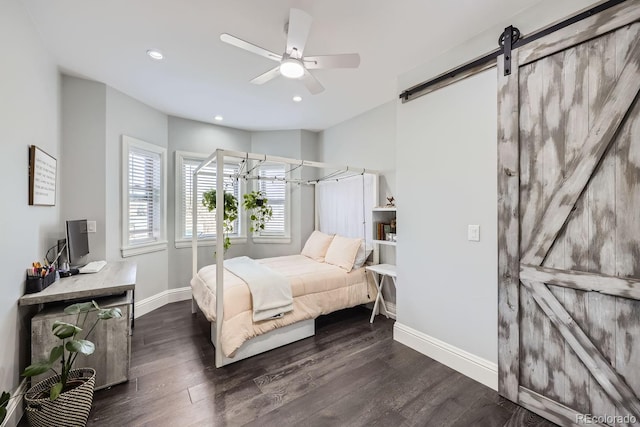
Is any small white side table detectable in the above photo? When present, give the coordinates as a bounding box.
[365,264,396,323]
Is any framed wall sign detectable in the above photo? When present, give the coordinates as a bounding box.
[29,145,57,206]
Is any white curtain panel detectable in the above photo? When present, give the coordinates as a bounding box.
[317,173,376,249]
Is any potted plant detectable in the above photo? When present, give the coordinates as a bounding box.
[202,189,238,251]
[243,190,273,233]
[22,301,122,427]
[0,391,9,423]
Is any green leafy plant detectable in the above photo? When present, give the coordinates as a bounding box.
[0,391,9,423]
[243,190,273,233]
[202,189,238,251]
[22,301,122,400]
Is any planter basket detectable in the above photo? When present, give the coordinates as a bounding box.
[25,368,96,427]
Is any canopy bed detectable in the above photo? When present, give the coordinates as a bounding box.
[190,149,379,367]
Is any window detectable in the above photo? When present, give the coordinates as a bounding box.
[121,135,167,257]
[255,163,290,241]
[175,152,244,247]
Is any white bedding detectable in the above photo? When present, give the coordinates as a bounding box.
[191,254,376,357]
[224,256,293,321]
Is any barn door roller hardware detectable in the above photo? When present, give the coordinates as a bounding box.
[398,0,627,102]
[499,26,520,76]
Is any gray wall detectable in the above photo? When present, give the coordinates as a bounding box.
[60,77,107,262]
[61,78,171,302]
[300,130,319,244]
[105,87,169,301]
[396,69,498,362]
[167,116,252,289]
[318,101,396,204]
[0,0,60,398]
[394,0,601,365]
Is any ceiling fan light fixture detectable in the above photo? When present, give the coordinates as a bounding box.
[279,59,305,79]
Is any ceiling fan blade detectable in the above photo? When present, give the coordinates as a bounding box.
[286,8,313,58]
[301,69,324,94]
[304,53,361,69]
[220,33,282,62]
[250,66,281,85]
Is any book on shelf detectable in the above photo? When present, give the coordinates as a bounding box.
[376,222,392,240]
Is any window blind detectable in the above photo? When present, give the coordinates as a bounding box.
[128,147,161,244]
[258,163,286,235]
[181,159,240,239]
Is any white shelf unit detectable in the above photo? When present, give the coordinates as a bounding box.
[373,239,397,246]
[372,207,397,250]
[370,207,397,320]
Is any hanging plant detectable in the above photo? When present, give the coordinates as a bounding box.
[243,190,273,233]
[202,190,238,251]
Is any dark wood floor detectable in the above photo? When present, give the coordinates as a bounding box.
[74,301,554,426]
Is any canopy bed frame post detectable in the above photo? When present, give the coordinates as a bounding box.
[191,153,200,315]
[214,152,225,368]
[313,181,319,231]
[371,178,379,265]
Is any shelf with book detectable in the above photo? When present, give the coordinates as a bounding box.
[372,207,396,244]
[370,206,397,321]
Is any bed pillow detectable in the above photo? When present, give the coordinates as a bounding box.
[353,242,373,269]
[301,231,334,262]
[325,235,363,272]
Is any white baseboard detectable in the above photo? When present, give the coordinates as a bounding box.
[1,378,27,427]
[393,322,498,390]
[135,286,192,319]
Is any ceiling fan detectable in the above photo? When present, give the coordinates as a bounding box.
[220,8,360,94]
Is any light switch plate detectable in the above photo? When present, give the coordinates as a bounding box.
[468,224,480,241]
[87,220,97,233]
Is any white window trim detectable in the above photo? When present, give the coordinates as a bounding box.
[251,168,291,244]
[252,235,292,244]
[121,135,167,257]
[175,236,248,249]
[174,151,246,249]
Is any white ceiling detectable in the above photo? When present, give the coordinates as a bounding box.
[22,0,544,131]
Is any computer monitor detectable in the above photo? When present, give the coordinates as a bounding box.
[66,219,89,268]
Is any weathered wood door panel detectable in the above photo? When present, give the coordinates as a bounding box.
[498,3,640,426]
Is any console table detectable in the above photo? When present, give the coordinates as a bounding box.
[19,261,136,390]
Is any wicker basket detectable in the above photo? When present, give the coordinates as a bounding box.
[24,368,96,427]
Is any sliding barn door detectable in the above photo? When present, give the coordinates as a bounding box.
[498,3,640,426]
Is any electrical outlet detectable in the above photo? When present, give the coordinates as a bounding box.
[468,224,480,241]
[87,221,97,233]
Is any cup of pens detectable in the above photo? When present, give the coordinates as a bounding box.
[26,262,56,294]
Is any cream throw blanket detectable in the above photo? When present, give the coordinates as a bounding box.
[224,256,293,321]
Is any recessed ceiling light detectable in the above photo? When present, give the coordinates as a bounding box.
[292,95,303,103]
[214,115,223,121]
[146,49,164,60]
